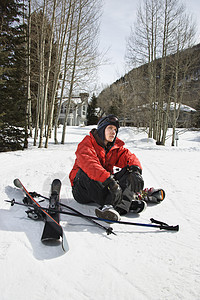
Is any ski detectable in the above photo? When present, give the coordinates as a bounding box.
[13,178,69,252]
[41,179,62,242]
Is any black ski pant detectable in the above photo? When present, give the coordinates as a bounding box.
[72,167,138,215]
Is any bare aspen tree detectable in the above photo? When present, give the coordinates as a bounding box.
[31,0,56,147]
[27,0,33,138]
[29,0,101,148]
[33,9,44,146]
[126,0,196,145]
[61,0,102,144]
[45,0,73,148]
[126,0,160,138]
[31,0,60,148]
[155,0,182,143]
[54,0,75,144]
[37,0,47,148]
[168,13,196,145]
[61,0,82,144]
[23,0,32,148]
[37,0,57,148]
[158,0,186,144]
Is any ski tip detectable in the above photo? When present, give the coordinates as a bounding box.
[62,233,69,252]
[14,178,22,189]
[52,179,62,185]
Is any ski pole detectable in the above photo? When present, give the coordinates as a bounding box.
[28,193,115,236]
[5,199,115,236]
[5,199,179,231]
[29,193,179,231]
[28,192,115,235]
[59,202,115,235]
[57,202,179,230]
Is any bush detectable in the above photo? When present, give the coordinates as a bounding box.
[0,124,25,152]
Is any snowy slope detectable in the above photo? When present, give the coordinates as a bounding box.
[0,126,200,300]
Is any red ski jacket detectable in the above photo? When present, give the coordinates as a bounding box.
[69,130,142,186]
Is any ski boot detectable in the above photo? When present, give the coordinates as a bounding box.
[129,199,147,213]
[95,205,121,222]
[139,188,165,204]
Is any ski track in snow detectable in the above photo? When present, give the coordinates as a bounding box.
[0,126,200,300]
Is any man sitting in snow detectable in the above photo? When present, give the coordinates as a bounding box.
[69,114,163,221]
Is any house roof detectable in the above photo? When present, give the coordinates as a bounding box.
[163,102,196,112]
[139,102,197,112]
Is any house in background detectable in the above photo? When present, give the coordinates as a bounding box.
[164,102,197,128]
[118,102,197,128]
[59,93,89,126]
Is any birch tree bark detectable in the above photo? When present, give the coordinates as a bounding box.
[61,0,82,144]
[61,0,102,144]
[23,0,32,149]
[54,0,74,144]
[38,0,47,148]
[125,0,196,145]
[27,0,32,137]
[45,0,73,148]
[170,13,196,145]
[38,0,57,148]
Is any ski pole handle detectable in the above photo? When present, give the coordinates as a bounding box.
[160,225,179,231]
[150,218,179,231]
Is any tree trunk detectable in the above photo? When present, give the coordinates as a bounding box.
[37,0,57,148]
[45,0,73,148]
[61,0,82,144]
[38,0,47,148]
[54,0,74,144]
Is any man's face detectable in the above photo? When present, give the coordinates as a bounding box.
[104,125,117,143]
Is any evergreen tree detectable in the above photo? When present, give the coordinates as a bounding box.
[87,93,98,125]
[108,105,119,116]
[0,0,27,151]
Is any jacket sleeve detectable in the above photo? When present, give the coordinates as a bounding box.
[75,136,110,182]
[115,146,142,170]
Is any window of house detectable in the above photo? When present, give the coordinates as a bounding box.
[82,105,86,116]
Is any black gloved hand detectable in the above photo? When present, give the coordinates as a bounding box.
[127,165,144,193]
[103,176,122,206]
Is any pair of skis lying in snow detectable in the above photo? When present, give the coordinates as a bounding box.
[5,178,179,253]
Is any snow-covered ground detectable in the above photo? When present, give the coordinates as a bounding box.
[0,126,200,300]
